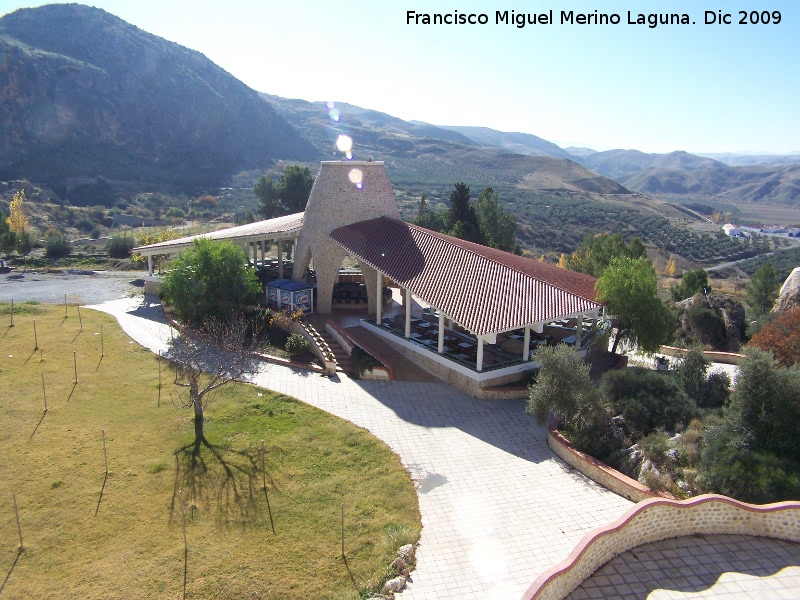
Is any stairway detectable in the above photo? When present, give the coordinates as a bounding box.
[317,327,353,374]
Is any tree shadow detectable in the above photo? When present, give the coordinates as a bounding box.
[170,428,276,528]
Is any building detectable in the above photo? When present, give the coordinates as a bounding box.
[134,161,605,396]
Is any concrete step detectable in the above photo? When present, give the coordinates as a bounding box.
[318,328,353,373]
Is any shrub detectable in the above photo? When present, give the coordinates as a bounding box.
[107,234,135,258]
[165,207,186,220]
[284,333,309,357]
[600,367,696,438]
[45,235,71,258]
[76,217,95,233]
[89,227,101,240]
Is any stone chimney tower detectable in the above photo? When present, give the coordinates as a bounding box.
[293,161,400,313]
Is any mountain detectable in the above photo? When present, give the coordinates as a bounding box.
[436,126,573,159]
[0,4,316,195]
[698,153,800,167]
[564,147,598,158]
[622,164,800,204]
[581,150,724,180]
[262,94,629,197]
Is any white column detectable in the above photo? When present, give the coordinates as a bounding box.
[477,337,484,372]
[278,240,284,278]
[576,316,583,350]
[404,289,412,338]
[438,310,445,353]
[376,269,383,324]
[147,255,153,276]
[259,241,265,266]
[523,326,531,361]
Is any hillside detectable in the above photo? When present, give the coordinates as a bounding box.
[622,164,800,204]
[262,94,629,197]
[0,4,316,196]
[437,126,573,159]
[699,153,800,167]
[581,150,724,180]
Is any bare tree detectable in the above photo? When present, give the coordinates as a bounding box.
[166,312,266,442]
[166,313,271,524]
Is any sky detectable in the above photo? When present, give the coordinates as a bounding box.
[1,0,798,154]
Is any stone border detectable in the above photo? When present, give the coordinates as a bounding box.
[521,494,800,600]
[547,421,671,503]
[660,345,746,366]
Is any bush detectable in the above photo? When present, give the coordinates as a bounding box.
[284,333,309,357]
[600,367,696,438]
[75,217,95,233]
[700,371,731,408]
[107,234,135,258]
[89,227,101,240]
[165,207,186,220]
[45,235,71,258]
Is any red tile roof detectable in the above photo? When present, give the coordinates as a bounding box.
[330,217,601,336]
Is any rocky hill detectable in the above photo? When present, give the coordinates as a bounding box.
[437,126,573,159]
[581,150,724,180]
[622,163,800,204]
[0,4,316,196]
[262,94,629,197]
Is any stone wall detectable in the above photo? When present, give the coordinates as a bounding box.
[294,161,400,314]
[522,494,800,600]
[660,345,746,365]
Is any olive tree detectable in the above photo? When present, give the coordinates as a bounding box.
[161,238,261,324]
[596,256,675,353]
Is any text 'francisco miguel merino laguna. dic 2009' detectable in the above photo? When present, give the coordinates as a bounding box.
[405,9,783,29]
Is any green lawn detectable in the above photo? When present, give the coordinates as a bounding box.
[0,303,419,599]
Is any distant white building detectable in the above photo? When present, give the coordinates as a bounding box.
[722,223,741,237]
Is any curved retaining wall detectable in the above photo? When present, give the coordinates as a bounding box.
[659,345,746,366]
[547,421,670,503]
[522,494,800,600]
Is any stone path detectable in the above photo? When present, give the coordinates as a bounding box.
[568,534,800,599]
[88,296,632,600]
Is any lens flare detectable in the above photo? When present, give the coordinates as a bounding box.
[328,108,340,122]
[326,100,335,109]
[348,168,363,184]
[336,135,353,153]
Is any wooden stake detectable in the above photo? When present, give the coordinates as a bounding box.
[341,502,345,558]
[100,324,104,357]
[12,494,23,550]
[78,305,82,331]
[64,294,68,317]
[41,373,47,412]
[102,429,108,475]
[9,299,13,327]
[74,351,78,384]
[33,320,38,350]
[180,489,188,600]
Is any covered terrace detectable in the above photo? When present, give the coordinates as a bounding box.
[330,216,604,375]
[133,212,305,277]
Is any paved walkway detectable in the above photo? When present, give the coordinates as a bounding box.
[88,296,633,600]
[86,296,800,599]
[568,534,800,599]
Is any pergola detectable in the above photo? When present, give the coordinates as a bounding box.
[133,212,305,276]
[331,216,603,372]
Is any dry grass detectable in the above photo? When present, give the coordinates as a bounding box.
[0,304,420,599]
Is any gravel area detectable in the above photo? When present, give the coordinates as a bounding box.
[0,270,148,304]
